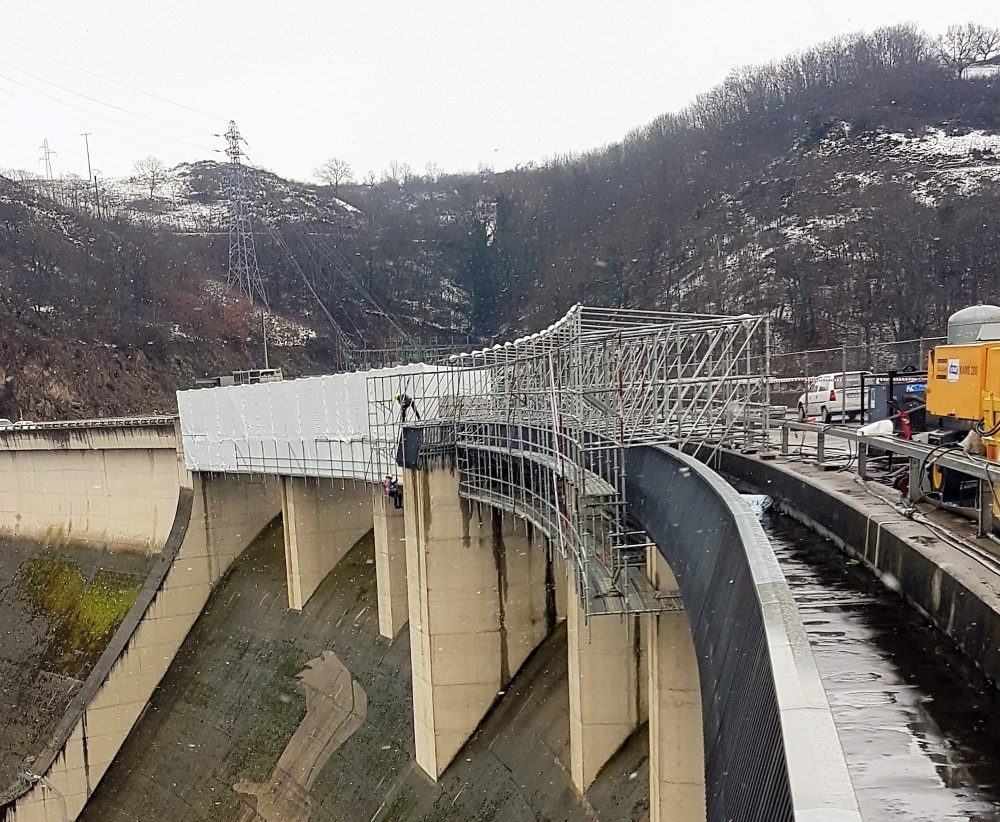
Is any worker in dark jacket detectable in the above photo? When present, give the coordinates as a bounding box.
[383,475,403,509]
[394,392,421,423]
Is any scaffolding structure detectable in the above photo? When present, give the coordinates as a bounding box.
[367,304,771,614]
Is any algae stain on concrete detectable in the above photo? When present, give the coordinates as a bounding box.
[235,650,367,822]
[18,557,142,678]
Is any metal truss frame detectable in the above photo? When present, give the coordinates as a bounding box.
[367,304,770,615]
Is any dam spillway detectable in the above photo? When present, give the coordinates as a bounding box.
[79,520,651,821]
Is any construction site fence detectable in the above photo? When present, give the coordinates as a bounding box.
[763,336,944,391]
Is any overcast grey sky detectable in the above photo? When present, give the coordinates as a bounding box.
[1,1,999,183]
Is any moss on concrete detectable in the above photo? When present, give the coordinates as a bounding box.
[18,556,143,678]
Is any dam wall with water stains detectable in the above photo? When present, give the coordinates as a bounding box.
[0,424,182,553]
[0,423,282,822]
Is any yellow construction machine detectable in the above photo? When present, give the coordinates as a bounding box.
[925,305,1000,508]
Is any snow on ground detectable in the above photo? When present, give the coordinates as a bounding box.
[16,162,362,235]
[266,311,317,346]
[332,197,360,214]
[876,128,1000,205]
[781,213,857,248]
[884,127,1000,160]
[200,279,317,346]
[816,127,1000,207]
[832,170,883,193]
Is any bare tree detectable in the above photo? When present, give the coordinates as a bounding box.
[424,161,442,182]
[313,157,354,195]
[132,156,166,200]
[973,24,1000,61]
[936,23,1000,77]
[384,159,413,186]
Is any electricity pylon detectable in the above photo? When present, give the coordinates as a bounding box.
[224,121,267,306]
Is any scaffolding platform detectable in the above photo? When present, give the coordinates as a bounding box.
[585,563,684,616]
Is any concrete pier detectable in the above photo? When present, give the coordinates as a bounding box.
[646,552,705,822]
[280,477,372,611]
[403,466,553,780]
[567,574,644,792]
[373,492,408,639]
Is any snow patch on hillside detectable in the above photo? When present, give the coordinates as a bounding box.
[332,197,359,214]
[886,128,1000,159]
[874,128,1000,206]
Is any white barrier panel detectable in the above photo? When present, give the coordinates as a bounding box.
[177,365,452,482]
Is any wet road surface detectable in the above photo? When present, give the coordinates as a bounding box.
[766,513,1000,821]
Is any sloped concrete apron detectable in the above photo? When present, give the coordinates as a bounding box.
[0,488,193,810]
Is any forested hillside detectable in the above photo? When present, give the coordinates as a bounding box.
[3,23,1000,418]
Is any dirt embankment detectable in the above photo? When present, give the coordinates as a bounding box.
[0,314,338,421]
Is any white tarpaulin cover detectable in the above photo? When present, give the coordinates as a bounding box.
[177,364,452,481]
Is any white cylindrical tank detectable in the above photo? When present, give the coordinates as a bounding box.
[947,304,1000,344]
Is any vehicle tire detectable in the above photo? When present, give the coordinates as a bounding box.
[848,412,858,422]
[821,406,832,423]
[798,404,806,421]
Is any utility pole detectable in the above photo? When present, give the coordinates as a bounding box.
[80,133,92,180]
[93,172,102,220]
[38,139,55,180]
[261,310,269,369]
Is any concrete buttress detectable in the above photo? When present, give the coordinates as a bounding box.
[403,465,554,780]
[567,568,643,793]
[373,492,408,639]
[646,550,706,822]
[280,477,372,611]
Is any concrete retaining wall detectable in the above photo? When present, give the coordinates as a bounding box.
[626,445,861,822]
[5,471,281,822]
[0,426,181,553]
[0,424,282,822]
[709,450,1000,690]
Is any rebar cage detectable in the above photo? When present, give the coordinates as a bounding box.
[367,304,771,614]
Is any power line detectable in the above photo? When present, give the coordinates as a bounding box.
[241,151,411,343]
[0,57,216,136]
[224,121,267,306]
[38,138,55,180]
[0,34,226,123]
[0,83,199,163]
[0,70,216,152]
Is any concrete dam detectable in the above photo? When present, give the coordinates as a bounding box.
[2,305,997,820]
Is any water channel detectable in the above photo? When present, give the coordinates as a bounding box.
[766,513,1000,821]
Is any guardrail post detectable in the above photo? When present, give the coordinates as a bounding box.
[908,457,922,505]
[815,431,825,466]
[780,425,789,455]
[978,477,995,538]
[857,441,868,480]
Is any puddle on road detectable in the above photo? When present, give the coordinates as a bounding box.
[766,514,1000,822]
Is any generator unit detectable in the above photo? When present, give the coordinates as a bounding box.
[924,305,1000,509]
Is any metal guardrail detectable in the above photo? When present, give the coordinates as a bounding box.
[0,416,177,433]
[778,420,1000,537]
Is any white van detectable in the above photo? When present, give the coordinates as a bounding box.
[796,372,871,422]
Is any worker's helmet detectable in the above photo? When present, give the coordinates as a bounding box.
[393,393,400,401]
